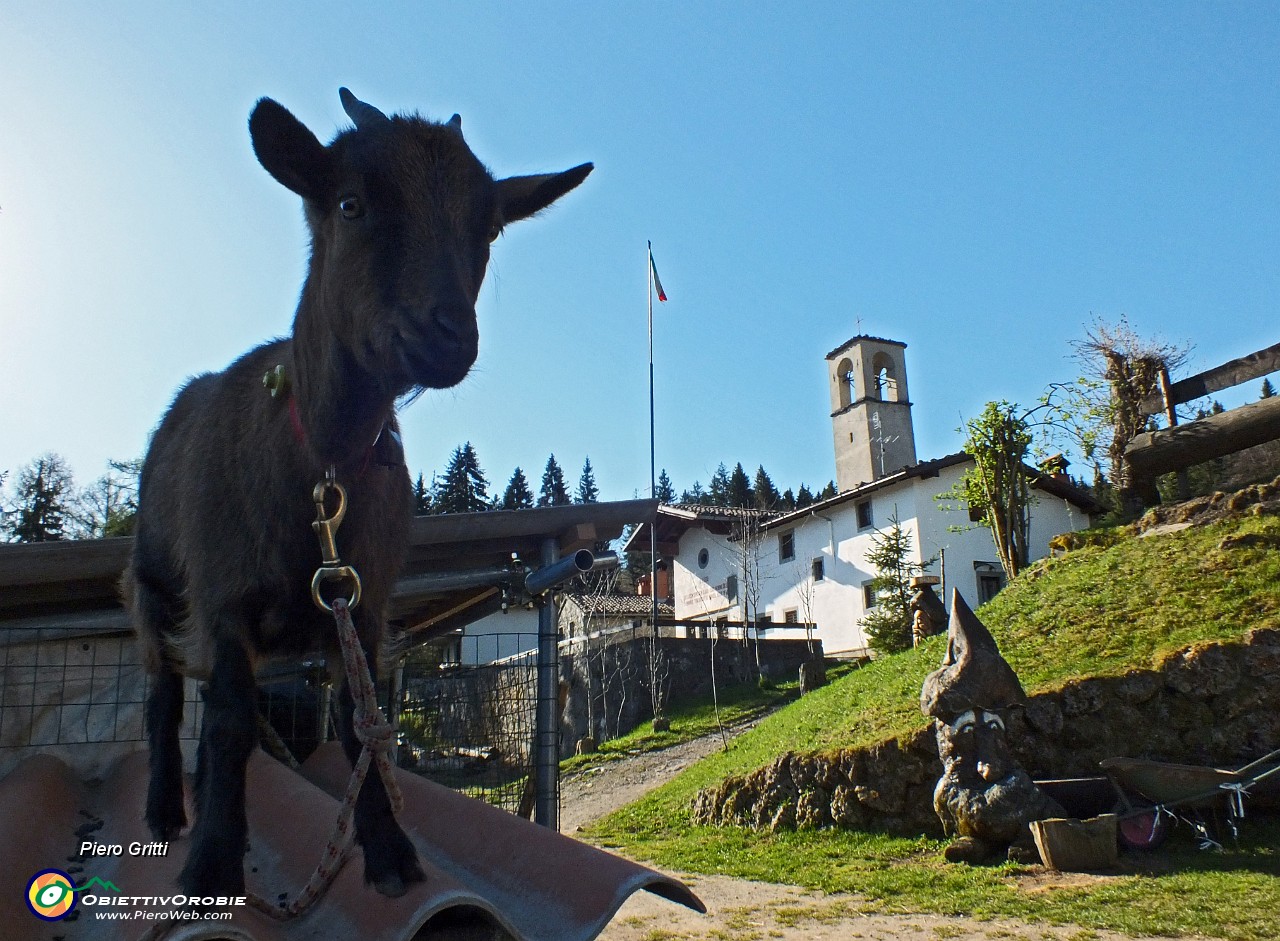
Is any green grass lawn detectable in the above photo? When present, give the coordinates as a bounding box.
[562,663,861,777]
[584,513,1280,940]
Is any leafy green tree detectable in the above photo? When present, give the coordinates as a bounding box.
[753,466,781,511]
[538,454,571,507]
[860,511,933,654]
[6,453,75,542]
[433,442,490,514]
[943,401,1036,579]
[576,456,599,504]
[726,463,753,508]
[75,458,142,537]
[501,467,534,510]
[655,469,676,503]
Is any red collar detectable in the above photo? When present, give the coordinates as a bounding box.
[287,397,403,476]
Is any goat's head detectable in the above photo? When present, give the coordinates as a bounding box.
[248,88,592,405]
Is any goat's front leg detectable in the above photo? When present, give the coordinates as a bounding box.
[180,633,257,897]
[337,633,424,897]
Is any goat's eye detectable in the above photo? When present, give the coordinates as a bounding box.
[339,196,363,219]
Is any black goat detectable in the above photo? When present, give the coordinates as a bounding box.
[123,88,591,899]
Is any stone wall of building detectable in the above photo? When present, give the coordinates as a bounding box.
[691,627,1280,834]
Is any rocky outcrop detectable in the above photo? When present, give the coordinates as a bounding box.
[691,627,1280,834]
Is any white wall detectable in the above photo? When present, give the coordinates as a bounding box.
[457,607,540,664]
[671,462,1092,658]
[673,526,743,620]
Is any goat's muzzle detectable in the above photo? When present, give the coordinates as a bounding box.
[401,303,478,389]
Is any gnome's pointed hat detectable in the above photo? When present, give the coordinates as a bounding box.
[920,590,1025,719]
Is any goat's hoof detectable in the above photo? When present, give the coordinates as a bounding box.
[373,873,408,898]
[180,852,246,899]
[146,804,187,842]
[365,837,425,897]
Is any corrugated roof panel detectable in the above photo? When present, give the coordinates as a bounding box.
[2,746,701,941]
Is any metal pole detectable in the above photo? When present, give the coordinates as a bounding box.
[648,242,659,644]
[387,661,404,767]
[534,536,560,829]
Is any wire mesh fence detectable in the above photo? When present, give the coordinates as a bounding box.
[0,623,547,818]
[0,625,203,781]
[396,632,541,816]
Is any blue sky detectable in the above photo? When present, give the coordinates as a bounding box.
[2,3,1276,505]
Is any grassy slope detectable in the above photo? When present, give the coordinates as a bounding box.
[587,512,1280,941]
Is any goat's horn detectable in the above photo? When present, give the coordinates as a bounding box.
[339,87,391,128]
[446,114,463,139]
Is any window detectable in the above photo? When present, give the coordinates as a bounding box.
[725,574,738,602]
[811,557,825,581]
[975,562,1006,604]
[697,547,709,569]
[856,499,873,530]
[779,530,795,563]
[862,580,878,609]
[784,609,799,624]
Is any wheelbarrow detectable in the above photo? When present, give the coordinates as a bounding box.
[1100,746,1280,851]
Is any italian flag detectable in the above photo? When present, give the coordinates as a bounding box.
[649,245,668,302]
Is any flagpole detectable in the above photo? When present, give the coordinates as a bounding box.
[647,241,658,650]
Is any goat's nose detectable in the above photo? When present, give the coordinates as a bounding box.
[428,304,476,344]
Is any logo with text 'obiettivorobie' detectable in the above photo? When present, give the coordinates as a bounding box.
[26,870,120,921]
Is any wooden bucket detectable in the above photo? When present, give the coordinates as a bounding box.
[1030,814,1119,871]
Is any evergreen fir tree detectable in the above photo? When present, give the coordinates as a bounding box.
[655,469,676,503]
[779,488,797,512]
[6,453,74,542]
[753,466,781,511]
[1261,377,1276,399]
[707,463,731,506]
[818,480,837,500]
[680,481,706,503]
[412,472,432,514]
[727,463,754,508]
[860,512,933,654]
[500,467,534,510]
[537,454,571,507]
[433,442,490,513]
[795,484,815,509]
[576,456,600,504]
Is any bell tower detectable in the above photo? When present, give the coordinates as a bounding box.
[825,335,917,491]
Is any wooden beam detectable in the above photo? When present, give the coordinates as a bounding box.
[1125,395,1280,480]
[1141,340,1280,414]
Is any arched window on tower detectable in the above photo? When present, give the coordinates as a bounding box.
[871,352,900,402]
[835,357,854,408]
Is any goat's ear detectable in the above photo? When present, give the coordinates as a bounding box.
[249,98,332,203]
[497,163,593,223]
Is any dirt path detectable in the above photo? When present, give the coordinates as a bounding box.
[561,726,1172,941]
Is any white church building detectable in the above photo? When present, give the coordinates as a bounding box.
[639,335,1100,658]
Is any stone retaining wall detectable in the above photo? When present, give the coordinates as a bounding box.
[691,627,1280,835]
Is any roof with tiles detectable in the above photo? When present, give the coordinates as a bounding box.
[560,593,674,619]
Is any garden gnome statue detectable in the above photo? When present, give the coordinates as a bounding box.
[909,575,946,647]
[920,591,1063,863]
